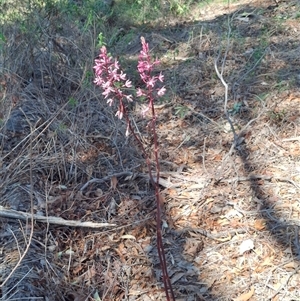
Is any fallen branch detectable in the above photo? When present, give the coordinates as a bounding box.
[0,206,116,228]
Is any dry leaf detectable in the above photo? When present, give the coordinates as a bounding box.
[84,265,96,284]
[254,219,266,230]
[158,192,165,205]
[217,219,230,226]
[272,282,282,291]
[110,176,118,190]
[167,188,178,197]
[283,261,298,270]
[86,165,94,179]
[65,248,75,255]
[225,209,243,219]
[93,290,102,301]
[108,197,117,216]
[261,256,274,267]
[48,245,56,252]
[212,153,223,161]
[255,255,274,272]
[95,188,103,197]
[171,272,185,284]
[233,286,254,301]
[239,239,254,255]
[121,234,136,240]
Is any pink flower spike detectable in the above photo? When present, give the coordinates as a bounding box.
[157,86,166,96]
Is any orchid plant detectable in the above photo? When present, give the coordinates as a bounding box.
[94,37,175,301]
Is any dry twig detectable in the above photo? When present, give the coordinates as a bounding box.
[0,206,116,228]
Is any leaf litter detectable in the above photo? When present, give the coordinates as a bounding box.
[1,0,300,300]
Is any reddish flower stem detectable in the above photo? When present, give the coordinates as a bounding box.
[94,38,175,301]
[123,101,175,301]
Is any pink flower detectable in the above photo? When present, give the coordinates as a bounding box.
[102,80,112,89]
[158,72,164,82]
[125,95,133,102]
[157,87,166,96]
[119,71,126,81]
[125,124,130,137]
[146,76,157,88]
[115,110,123,119]
[141,105,150,117]
[136,88,145,97]
[94,76,104,86]
[93,44,134,111]
[114,60,120,70]
[102,86,114,98]
[107,98,113,106]
[124,79,132,88]
[138,61,152,73]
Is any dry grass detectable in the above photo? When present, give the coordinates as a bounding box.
[1,0,300,300]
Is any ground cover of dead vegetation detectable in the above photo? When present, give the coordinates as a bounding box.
[1,0,300,300]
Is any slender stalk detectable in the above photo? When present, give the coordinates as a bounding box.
[94,38,175,300]
[123,102,175,300]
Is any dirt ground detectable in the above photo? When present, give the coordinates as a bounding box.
[1,0,300,300]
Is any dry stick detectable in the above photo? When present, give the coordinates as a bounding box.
[214,17,237,144]
[212,13,263,176]
[213,16,239,184]
[0,206,116,228]
[213,14,266,171]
